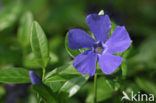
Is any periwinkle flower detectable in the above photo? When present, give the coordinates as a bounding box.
[68,14,132,76]
[29,70,42,84]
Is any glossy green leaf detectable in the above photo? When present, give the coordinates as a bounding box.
[45,63,80,80]
[0,68,30,83]
[30,21,50,68]
[59,75,89,97]
[31,84,57,103]
[18,11,33,47]
[65,32,81,58]
[44,63,80,92]
[0,2,22,31]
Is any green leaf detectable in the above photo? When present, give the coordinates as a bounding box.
[18,11,33,47]
[45,75,77,83]
[65,32,81,58]
[0,68,30,83]
[136,77,156,96]
[45,63,80,80]
[31,84,57,103]
[59,75,89,97]
[30,21,50,68]
[44,63,81,92]
[0,2,22,31]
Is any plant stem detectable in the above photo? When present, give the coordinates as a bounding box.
[42,68,46,81]
[94,73,97,103]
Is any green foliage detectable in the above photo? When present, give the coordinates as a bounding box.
[44,64,74,93]
[0,0,155,102]
[0,68,30,83]
[44,63,80,83]
[0,45,21,65]
[0,2,22,31]
[134,35,156,68]
[121,45,133,78]
[44,63,89,96]
[18,11,33,47]
[59,75,89,97]
[0,85,5,98]
[31,84,57,103]
[86,77,114,103]
[23,52,41,69]
[136,77,156,96]
[30,21,50,68]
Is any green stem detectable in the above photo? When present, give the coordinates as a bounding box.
[42,68,46,81]
[94,73,97,103]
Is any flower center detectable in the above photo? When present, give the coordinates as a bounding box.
[95,47,104,54]
[93,41,106,54]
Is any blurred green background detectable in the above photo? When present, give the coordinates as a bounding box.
[0,0,156,103]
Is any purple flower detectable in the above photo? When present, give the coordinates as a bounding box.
[68,14,132,76]
[29,70,42,84]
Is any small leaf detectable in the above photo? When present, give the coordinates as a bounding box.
[30,21,50,68]
[65,32,81,58]
[0,68,30,83]
[59,75,89,97]
[98,10,104,15]
[18,11,33,47]
[31,84,57,103]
